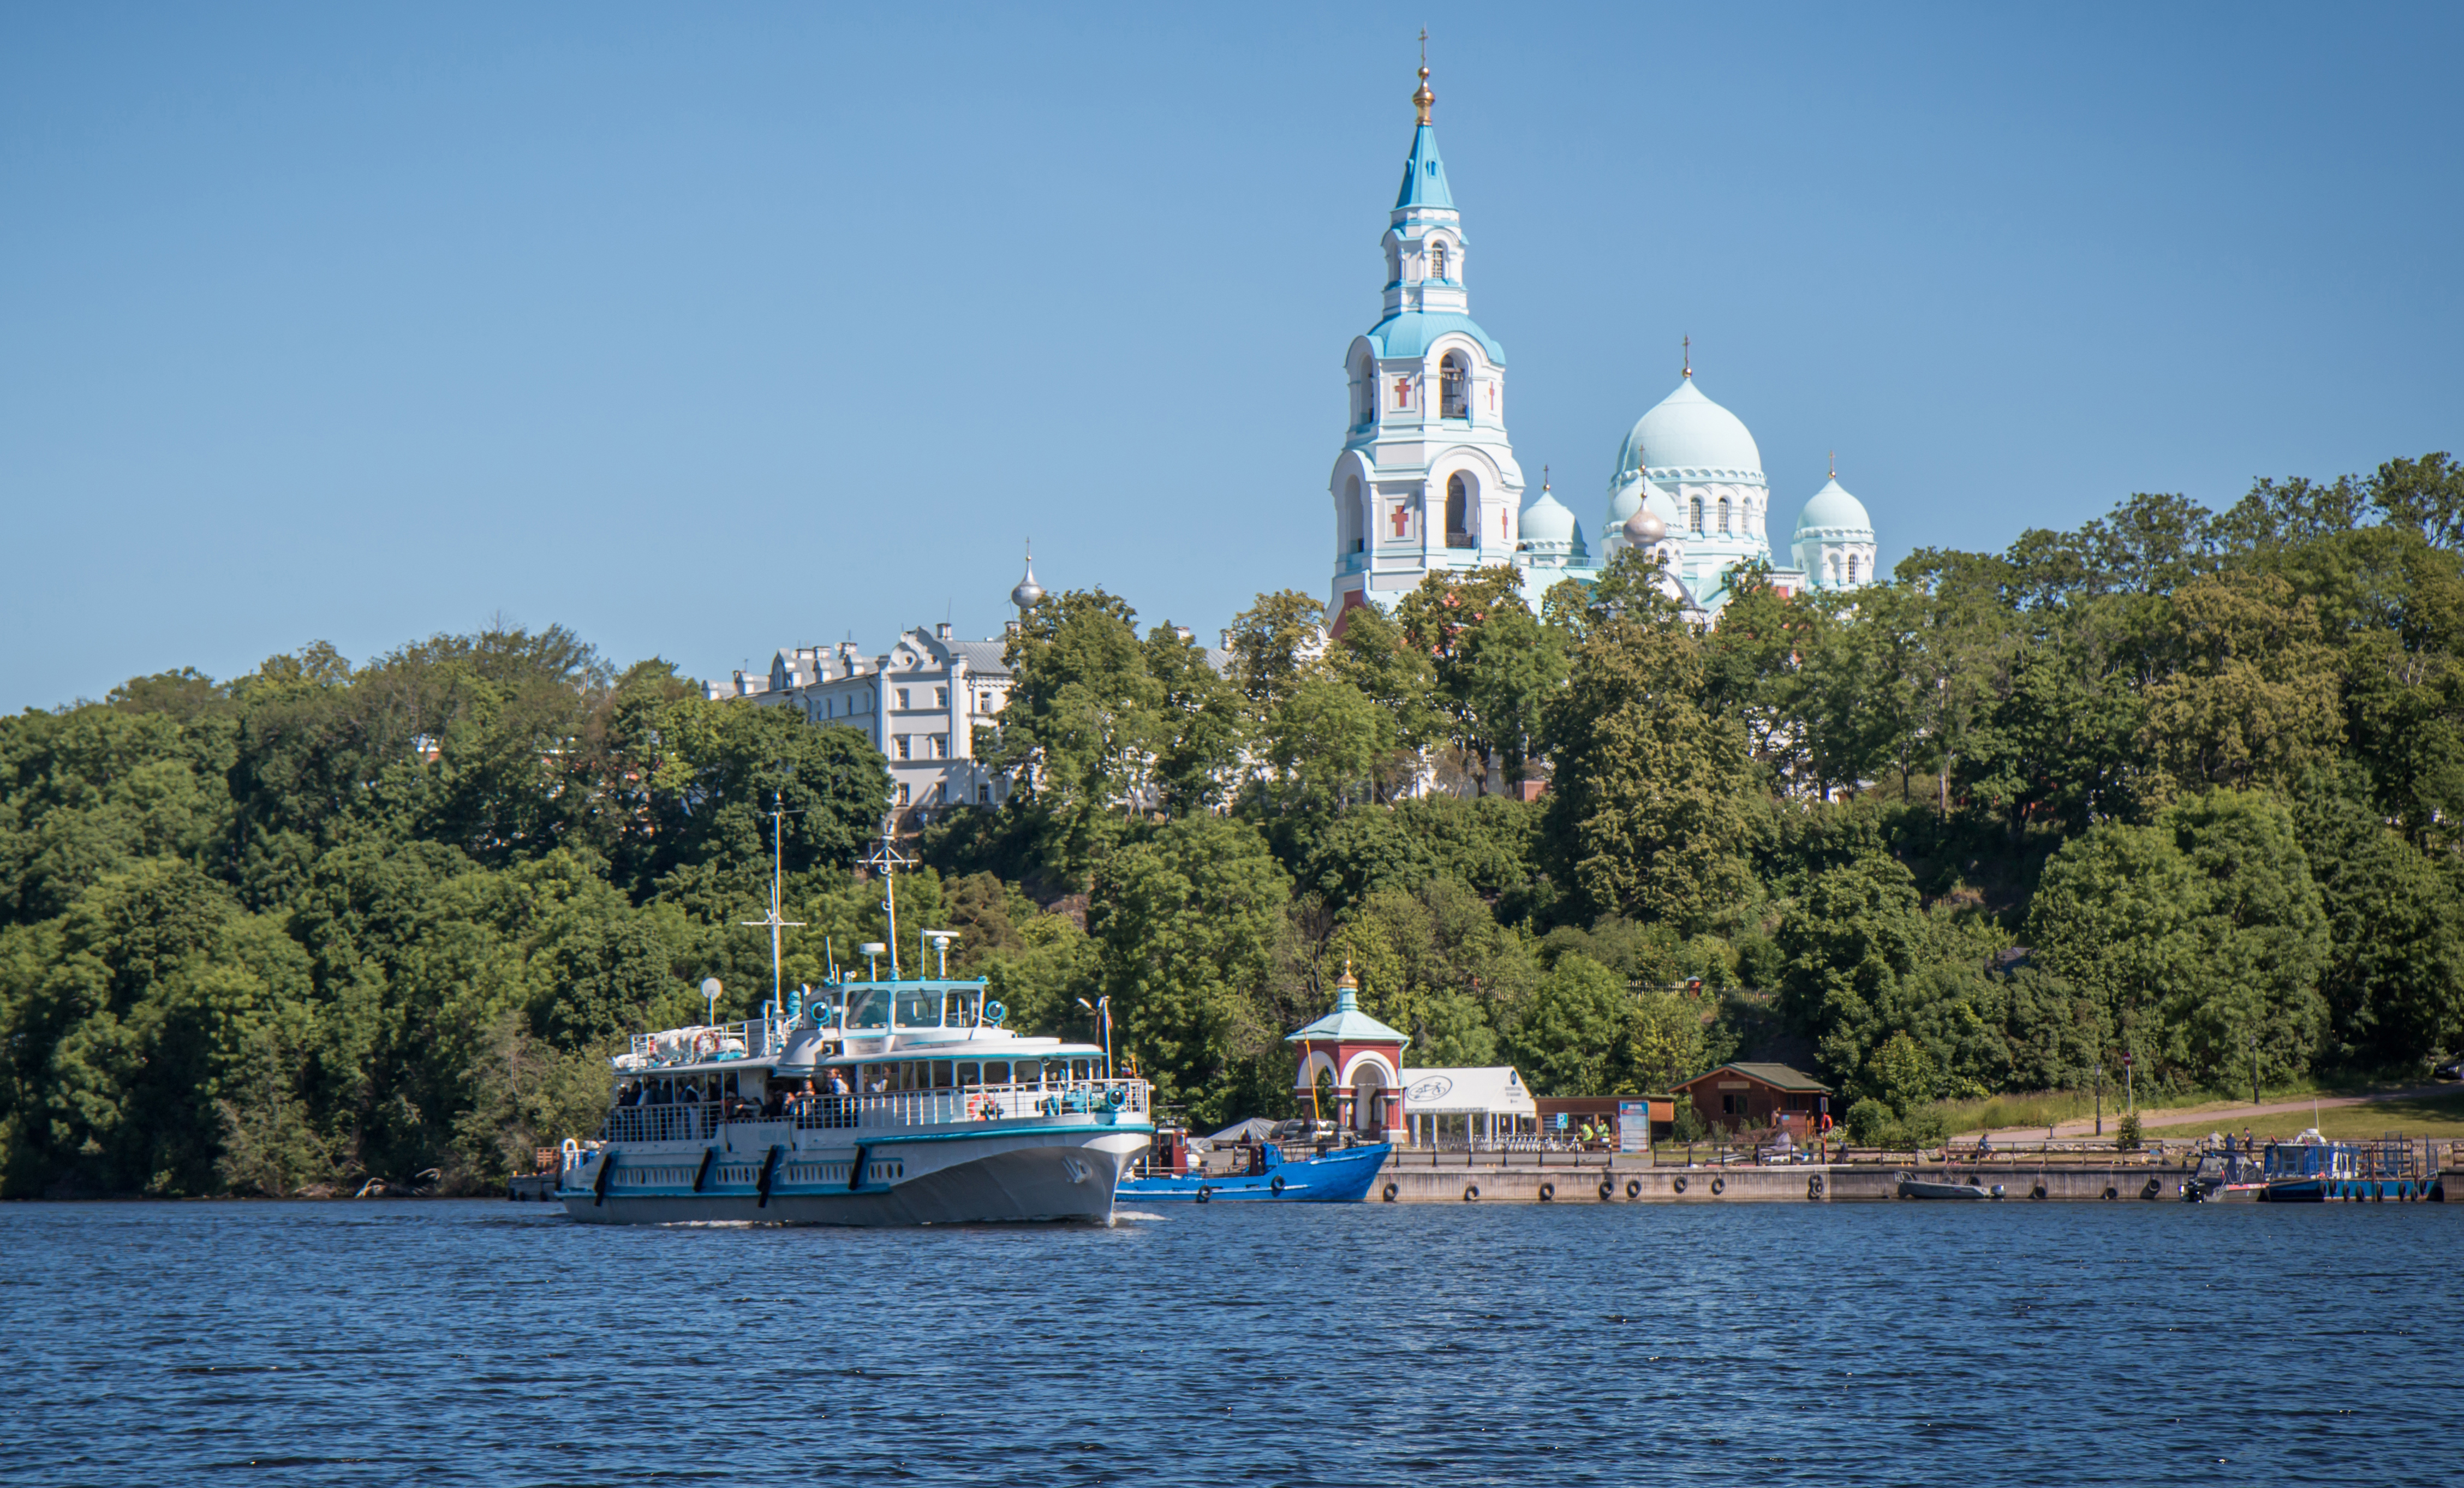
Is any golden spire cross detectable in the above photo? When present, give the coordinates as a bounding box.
[1829,449,1837,479]
[1683,334,1691,378]
[1413,31,1434,123]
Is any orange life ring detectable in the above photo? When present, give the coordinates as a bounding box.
[692,1030,720,1059]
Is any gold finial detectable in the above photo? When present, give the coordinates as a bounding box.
[1682,334,1691,379]
[1542,462,1550,493]
[1829,449,1837,480]
[1413,31,1434,124]
[1337,957,1359,990]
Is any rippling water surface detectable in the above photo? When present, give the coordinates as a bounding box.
[5,1197,2455,1485]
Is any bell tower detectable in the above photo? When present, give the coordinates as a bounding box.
[1327,59,1525,623]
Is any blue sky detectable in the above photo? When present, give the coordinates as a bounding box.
[4,4,2459,709]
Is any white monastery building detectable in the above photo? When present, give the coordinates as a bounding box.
[1328,64,1881,623]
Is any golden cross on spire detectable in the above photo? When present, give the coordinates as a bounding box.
[1682,334,1691,378]
[1542,462,1550,491]
[1413,31,1434,123]
[1829,449,1837,479]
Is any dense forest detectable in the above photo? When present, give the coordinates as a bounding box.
[5,454,2461,1196]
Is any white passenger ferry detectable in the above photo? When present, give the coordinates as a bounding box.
[557,812,1149,1226]
[557,977,1149,1225]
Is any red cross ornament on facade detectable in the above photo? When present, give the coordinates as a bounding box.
[1390,504,1412,539]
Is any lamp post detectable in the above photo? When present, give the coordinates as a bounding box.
[2251,1032,2260,1107]
[2093,1060,2103,1137]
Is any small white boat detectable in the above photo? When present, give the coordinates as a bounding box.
[1896,1174,2003,1200]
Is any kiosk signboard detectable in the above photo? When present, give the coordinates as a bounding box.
[1616,1099,1649,1154]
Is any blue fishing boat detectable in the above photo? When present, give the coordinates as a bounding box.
[2259,1132,2445,1203]
[1119,1139,1392,1203]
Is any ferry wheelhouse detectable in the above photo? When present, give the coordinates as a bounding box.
[558,977,1149,1226]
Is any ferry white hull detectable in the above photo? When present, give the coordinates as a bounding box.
[558,1121,1147,1227]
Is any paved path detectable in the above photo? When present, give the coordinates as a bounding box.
[1990,1084,2455,1140]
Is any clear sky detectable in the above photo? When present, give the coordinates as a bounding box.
[4,4,2459,710]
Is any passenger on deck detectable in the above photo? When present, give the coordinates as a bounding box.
[646,1081,671,1106]
[827,1070,850,1098]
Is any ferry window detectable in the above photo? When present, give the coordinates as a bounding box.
[845,985,889,1030]
[957,1062,980,1086]
[982,1061,1009,1084]
[895,988,942,1027]
[1071,1059,1090,1081]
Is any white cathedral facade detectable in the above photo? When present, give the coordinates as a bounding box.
[1327,67,1881,625]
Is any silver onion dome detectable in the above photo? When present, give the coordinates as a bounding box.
[1010,546,1045,611]
[1623,506,1667,544]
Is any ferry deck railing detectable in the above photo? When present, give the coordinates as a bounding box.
[599,1078,1147,1144]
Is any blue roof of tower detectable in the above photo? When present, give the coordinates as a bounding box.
[1394,123,1453,211]
[1364,309,1506,364]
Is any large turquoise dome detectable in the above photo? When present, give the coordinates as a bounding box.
[1614,377,1764,481]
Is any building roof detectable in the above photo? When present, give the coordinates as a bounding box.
[1795,475,1874,536]
[947,640,1012,677]
[1394,121,1454,211]
[1363,309,1505,366]
[1674,1062,1832,1093]
[1401,1066,1535,1116]
[1286,976,1407,1045]
[1615,377,1764,483]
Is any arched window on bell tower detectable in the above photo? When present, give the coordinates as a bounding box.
[1430,240,1449,281]
[1846,554,1859,584]
[1354,358,1375,427]
[1341,476,1364,555]
[1445,473,1475,549]
[1439,352,1469,420]
[1718,496,1732,536]
[1689,497,1704,536]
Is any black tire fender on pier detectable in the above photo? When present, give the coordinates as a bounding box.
[2102,1185,2119,1200]
[1625,1179,1643,1199]
[1710,1176,1725,1197]
[2141,1177,2162,1200]
[1537,1182,1555,1202]
[1807,1175,1824,1201]
[2031,1182,2048,1200]
[1463,1184,1479,1202]
[1381,1181,1399,1203]
[1672,1175,1688,1195]
[1597,1179,1615,1201]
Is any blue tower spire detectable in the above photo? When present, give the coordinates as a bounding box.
[1393,61,1453,210]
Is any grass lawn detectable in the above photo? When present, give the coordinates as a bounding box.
[1941,1077,2441,1136]
[2191,1087,2464,1143]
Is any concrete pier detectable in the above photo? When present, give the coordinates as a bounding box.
[1371,1161,2199,1204]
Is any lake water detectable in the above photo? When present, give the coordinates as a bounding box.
[5,1197,2455,1486]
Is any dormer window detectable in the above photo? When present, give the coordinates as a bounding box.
[1439,352,1468,419]
[1429,241,1448,280]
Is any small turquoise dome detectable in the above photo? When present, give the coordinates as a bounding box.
[1520,486,1577,546]
[1795,476,1872,534]
[1606,482,1643,528]
[1615,377,1764,481]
